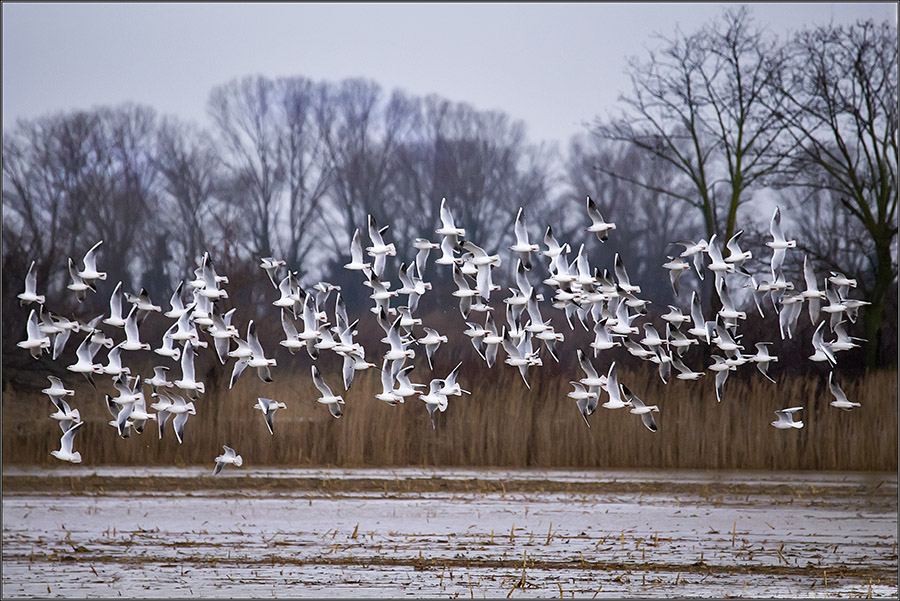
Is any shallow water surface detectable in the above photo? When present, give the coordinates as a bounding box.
[2,468,897,598]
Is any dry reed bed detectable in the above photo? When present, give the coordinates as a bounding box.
[3,361,896,470]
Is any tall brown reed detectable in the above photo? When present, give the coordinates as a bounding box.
[3,360,896,471]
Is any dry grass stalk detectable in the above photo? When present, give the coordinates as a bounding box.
[3,361,896,470]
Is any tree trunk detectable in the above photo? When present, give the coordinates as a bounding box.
[863,232,895,368]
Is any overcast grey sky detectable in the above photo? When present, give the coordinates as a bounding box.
[3,3,896,147]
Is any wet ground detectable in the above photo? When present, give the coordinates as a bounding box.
[2,467,897,598]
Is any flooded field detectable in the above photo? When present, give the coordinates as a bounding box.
[2,467,897,598]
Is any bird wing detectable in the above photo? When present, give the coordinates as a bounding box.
[725,230,744,257]
[81,240,103,272]
[59,421,84,453]
[770,207,785,242]
[312,365,334,397]
[828,372,848,404]
[513,207,529,246]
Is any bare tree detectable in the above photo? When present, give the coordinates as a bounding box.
[592,7,793,309]
[317,78,415,261]
[566,133,698,302]
[91,104,160,291]
[391,95,553,270]
[208,75,282,261]
[207,75,332,281]
[154,116,220,279]
[769,19,898,366]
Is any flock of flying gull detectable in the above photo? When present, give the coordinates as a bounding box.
[18,197,869,472]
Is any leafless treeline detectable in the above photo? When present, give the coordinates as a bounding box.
[3,9,896,370]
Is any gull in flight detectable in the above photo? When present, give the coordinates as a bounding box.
[510,207,539,270]
[661,305,691,326]
[822,286,850,331]
[119,305,151,351]
[67,258,93,303]
[481,314,505,369]
[417,327,447,370]
[213,445,243,475]
[639,323,666,348]
[601,362,628,410]
[828,372,860,411]
[125,287,163,324]
[376,358,404,406]
[164,282,191,320]
[344,229,373,273]
[103,282,127,328]
[155,323,182,361]
[247,320,277,382]
[830,321,865,353]
[42,375,74,398]
[366,214,397,277]
[37,310,76,361]
[576,349,607,389]
[435,197,466,245]
[614,253,640,294]
[18,260,45,306]
[590,318,621,356]
[501,330,539,389]
[708,355,735,403]
[312,364,345,418]
[67,333,104,387]
[542,225,565,260]
[451,264,479,319]
[801,255,826,324]
[75,240,107,286]
[273,273,301,318]
[622,385,659,432]
[676,239,708,280]
[279,310,305,355]
[778,291,804,340]
[662,256,689,297]
[260,257,287,288]
[101,343,132,378]
[418,379,450,429]
[209,307,239,364]
[585,195,616,242]
[151,391,196,443]
[436,361,471,397]
[146,365,174,393]
[671,355,705,381]
[397,262,428,315]
[771,407,804,429]
[51,421,85,463]
[748,342,778,383]
[174,341,205,400]
[828,272,857,298]
[254,397,287,435]
[48,394,81,433]
[809,320,837,366]
[461,240,501,300]
[392,364,425,401]
[127,387,157,435]
[412,238,438,278]
[567,381,600,428]
[766,207,796,277]
[705,234,735,288]
[667,323,699,355]
[716,278,746,325]
[384,315,416,362]
[18,308,51,359]
[724,229,752,269]
[104,393,134,439]
[341,350,377,391]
